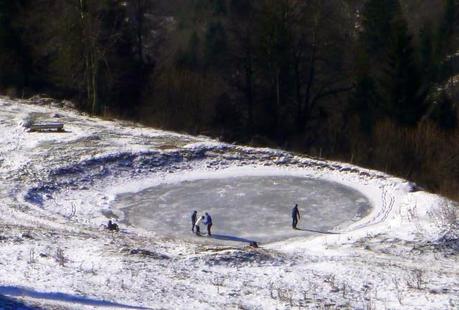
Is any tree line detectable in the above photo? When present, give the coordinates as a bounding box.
[1,0,459,200]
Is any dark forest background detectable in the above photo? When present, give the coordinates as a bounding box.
[1,0,459,200]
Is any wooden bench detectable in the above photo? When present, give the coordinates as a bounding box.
[29,122,64,132]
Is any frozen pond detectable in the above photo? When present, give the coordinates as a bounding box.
[114,176,371,245]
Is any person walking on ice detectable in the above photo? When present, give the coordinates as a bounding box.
[194,215,205,236]
[191,210,197,232]
[204,212,212,236]
[292,204,300,229]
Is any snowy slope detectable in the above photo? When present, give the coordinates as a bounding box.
[0,96,457,309]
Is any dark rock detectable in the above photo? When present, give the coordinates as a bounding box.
[128,248,170,260]
[21,232,34,239]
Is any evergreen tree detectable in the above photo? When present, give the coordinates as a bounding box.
[177,31,200,70]
[419,24,437,83]
[436,0,459,82]
[349,74,379,134]
[256,0,294,139]
[437,0,459,56]
[380,15,426,126]
[100,1,146,116]
[0,0,30,90]
[204,21,228,69]
[348,41,380,135]
[212,0,227,16]
[430,92,458,130]
[358,0,431,127]
[360,0,402,59]
[417,22,440,111]
[349,0,401,134]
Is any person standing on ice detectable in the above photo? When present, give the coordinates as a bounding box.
[204,212,212,236]
[191,210,197,232]
[195,215,205,236]
[291,204,300,229]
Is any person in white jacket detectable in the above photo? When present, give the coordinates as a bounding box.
[194,215,205,236]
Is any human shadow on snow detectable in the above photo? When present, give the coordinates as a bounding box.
[209,234,257,244]
[0,293,39,309]
[295,227,340,235]
[0,286,150,309]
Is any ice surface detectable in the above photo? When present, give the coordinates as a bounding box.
[115,176,371,244]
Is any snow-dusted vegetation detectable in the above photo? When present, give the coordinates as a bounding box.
[0,97,457,309]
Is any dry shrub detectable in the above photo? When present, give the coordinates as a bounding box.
[371,120,459,201]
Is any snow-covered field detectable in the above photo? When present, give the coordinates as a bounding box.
[0,97,457,309]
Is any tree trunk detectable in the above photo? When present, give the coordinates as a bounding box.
[136,0,144,63]
[245,54,254,136]
[91,52,98,114]
[294,53,303,132]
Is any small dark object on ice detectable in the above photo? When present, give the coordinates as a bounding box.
[107,220,119,232]
[249,241,258,248]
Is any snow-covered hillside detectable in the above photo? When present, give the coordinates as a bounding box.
[0,97,457,309]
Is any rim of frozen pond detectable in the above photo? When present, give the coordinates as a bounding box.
[111,169,372,245]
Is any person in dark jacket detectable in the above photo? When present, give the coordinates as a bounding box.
[204,212,212,236]
[191,210,197,232]
[291,204,300,229]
